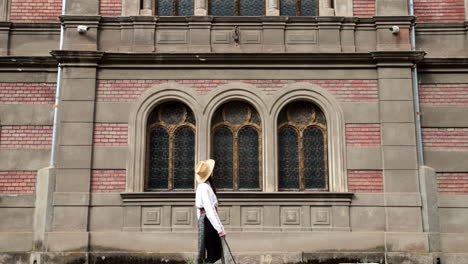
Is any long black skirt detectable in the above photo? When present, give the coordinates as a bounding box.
[197,213,222,264]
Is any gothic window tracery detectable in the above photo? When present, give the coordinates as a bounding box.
[278,101,327,191]
[146,102,196,191]
[211,101,262,190]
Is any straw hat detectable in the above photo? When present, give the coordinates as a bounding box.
[195,159,215,183]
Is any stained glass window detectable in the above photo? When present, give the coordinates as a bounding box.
[277,101,327,191]
[157,0,173,16]
[210,0,235,16]
[211,102,262,190]
[146,102,196,191]
[280,0,317,16]
[239,0,264,16]
[178,0,193,16]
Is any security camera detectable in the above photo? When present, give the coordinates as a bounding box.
[77,25,89,33]
[389,26,400,34]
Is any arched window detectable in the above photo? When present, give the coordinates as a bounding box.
[210,0,264,16]
[157,0,193,16]
[211,101,262,190]
[278,101,327,191]
[146,102,196,191]
[280,0,317,16]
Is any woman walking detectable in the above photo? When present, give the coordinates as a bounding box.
[195,159,226,264]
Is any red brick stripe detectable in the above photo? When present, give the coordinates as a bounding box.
[420,84,468,106]
[10,0,61,22]
[415,0,465,22]
[348,170,383,193]
[91,170,126,192]
[93,123,128,146]
[0,83,56,104]
[99,0,122,16]
[0,126,53,149]
[422,128,468,151]
[97,80,378,102]
[0,171,36,194]
[438,173,468,194]
[353,0,375,17]
[346,124,381,147]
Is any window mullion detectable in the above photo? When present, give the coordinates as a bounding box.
[234,0,239,16]
[298,128,305,191]
[233,128,240,190]
[173,0,178,15]
[296,0,301,16]
[168,127,175,190]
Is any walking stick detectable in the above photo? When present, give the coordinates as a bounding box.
[221,237,237,264]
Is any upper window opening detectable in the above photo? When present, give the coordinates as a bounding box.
[280,0,317,16]
[146,102,196,191]
[211,101,262,191]
[156,0,193,16]
[209,0,264,16]
[277,101,327,191]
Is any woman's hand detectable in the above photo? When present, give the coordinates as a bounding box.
[218,231,226,237]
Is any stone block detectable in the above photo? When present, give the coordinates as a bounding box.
[386,207,423,232]
[0,232,33,252]
[424,150,468,172]
[439,208,468,233]
[380,101,415,123]
[384,169,419,192]
[376,0,409,16]
[53,207,89,232]
[95,102,133,123]
[61,78,96,101]
[0,149,50,170]
[92,146,127,169]
[0,208,34,232]
[378,67,412,79]
[65,0,99,14]
[379,79,413,101]
[89,207,123,231]
[383,146,418,170]
[421,106,468,127]
[0,104,54,125]
[341,102,380,123]
[57,146,92,169]
[55,169,91,192]
[59,122,94,146]
[60,101,95,122]
[381,123,416,146]
[350,207,385,231]
[45,232,89,252]
[347,147,382,170]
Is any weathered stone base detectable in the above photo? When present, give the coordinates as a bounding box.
[1,252,453,264]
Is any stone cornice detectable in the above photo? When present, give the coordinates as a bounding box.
[0,56,57,68]
[419,58,468,70]
[50,50,104,65]
[371,51,426,64]
[121,192,354,204]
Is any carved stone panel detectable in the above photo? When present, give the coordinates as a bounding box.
[241,31,262,44]
[286,30,318,44]
[312,207,331,226]
[213,31,232,44]
[172,207,193,227]
[157,31,188,44]
[242,207,263,227]
[142,207,162,226]
[218,207,231,225]
[281,207,301,226]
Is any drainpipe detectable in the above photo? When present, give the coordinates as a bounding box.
[50,0,67,165]
[409,0,424,166]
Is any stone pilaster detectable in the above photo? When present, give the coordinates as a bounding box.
[61,16,101,51]
[132,16,156,52]
[189,18,212,53]
[375,16,413,51]
[49,50,103,254]
[317,17,343,52]
[262,19,287,52]
[195,0,208,16]
[266,0,280,16]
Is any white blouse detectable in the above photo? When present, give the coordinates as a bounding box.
[195,182,225,234]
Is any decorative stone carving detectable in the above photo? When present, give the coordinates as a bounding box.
[143,207,161,225]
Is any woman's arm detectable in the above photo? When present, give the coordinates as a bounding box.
[201,185,225,235]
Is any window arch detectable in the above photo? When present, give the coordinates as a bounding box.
[277,101,327,191]
[211,101,262,191]
[146,102,196,191]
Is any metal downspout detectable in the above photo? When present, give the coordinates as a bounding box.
[50,0,66,165]
[409,0,424,166]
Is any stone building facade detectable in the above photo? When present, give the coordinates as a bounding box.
[0,0,468,263]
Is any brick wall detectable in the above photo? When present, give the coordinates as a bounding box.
[99,0,122,16]
[10,0,61,22]
[422,128,468,150]
[0,125,53,149]
[94,123,128,146]
[97,80,378,102]
[438,173,468,194]
[0,171,36,194]
[420,84,468,106]
[346,124,381,147]
[0,83,56,104]
[353,0,375,17]
[91,170,126,192]
[348,170,383,193]
[414,0,466,22]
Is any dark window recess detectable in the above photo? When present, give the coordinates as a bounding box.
[280,0,317,16]
[210,0,264,16]
[277,101,328,191]
[146,102,196,191]
[211,101,262,190]
[157,0,193,16]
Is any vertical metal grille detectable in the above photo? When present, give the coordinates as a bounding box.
[157,0,173,15]
[211,101,262,191]
[213,126,234,189]
[174,126,195,189]
[278,126,299,189]
[301,0,316,16]
[178,0,193,16]
[238,126,260,189]
[280,0,297,16]
[210,0,235,16]
[148,126,169,189]
[146,102,196,191]
[303,126,326,189]
[277,101,328,191]
[239,0,264,16]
